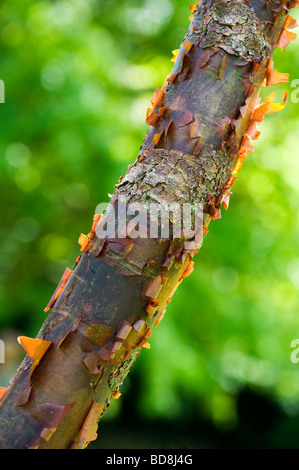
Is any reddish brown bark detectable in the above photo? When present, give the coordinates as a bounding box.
[0,0,297,449]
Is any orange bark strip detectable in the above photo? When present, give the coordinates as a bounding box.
[277,28,297,50]
[266,68,289,86]
[182,40,193,52]
[180,261,194,281]
[266,91,287,114]
[171,49,179,63]
[266,60,289,86]
[138,337,150,349]
[284,15,298,29]
[0,388,6,402]
[263,92,276,106]
[146,107,153,118]
[78,233,90,252]
[189,115,201,139]
[75,402,103,449]
[153,133,163,145]
[91,214,102,234]
[0,0,296,451]
[267,103,285,114]
[17,336,52,376]
[151,88,164,108]
[251,102,271,122]
[86,324,114,347]
[145,328,153,338]
[146,110,160,126]
[176,111,193,127]
[232,159,244,175]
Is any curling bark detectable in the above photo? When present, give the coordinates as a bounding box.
[0,0,297,449]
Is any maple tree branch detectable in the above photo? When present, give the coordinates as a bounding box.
[0,0,297,449]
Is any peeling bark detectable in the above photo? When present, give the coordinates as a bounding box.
[0,0,297,449]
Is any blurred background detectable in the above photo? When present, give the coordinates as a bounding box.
[0,0,299,449]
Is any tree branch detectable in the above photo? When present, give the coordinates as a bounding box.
[0,0,297,449]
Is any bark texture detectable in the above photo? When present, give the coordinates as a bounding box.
[0,0,297,449]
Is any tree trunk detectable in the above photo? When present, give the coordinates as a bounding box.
[0,0,297,449]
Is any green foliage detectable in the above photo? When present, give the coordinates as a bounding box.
[0,0,299,448]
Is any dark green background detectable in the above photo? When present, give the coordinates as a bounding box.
[0,0,299,449]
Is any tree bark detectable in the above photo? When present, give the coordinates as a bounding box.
[0,0,297,449]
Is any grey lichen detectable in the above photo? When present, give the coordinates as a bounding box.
[115,148,234,213]
[186,0,271,61]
